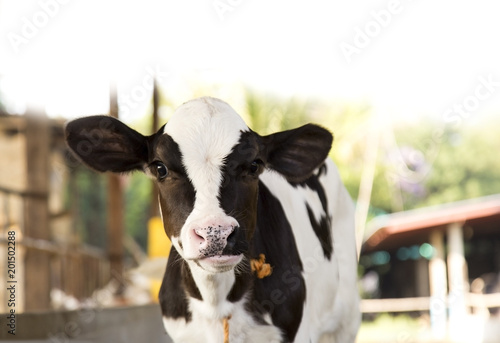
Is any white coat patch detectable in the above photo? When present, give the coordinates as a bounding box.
[164,97,248,208]
[164,97,249,258]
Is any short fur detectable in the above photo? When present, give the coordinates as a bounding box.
[65,97,360,342]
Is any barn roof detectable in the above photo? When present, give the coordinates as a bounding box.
[362,194,500,253]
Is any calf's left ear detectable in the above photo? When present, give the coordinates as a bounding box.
[65,115,149,173]
[262,124,333,183]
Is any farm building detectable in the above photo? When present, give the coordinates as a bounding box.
[360,194,500,342]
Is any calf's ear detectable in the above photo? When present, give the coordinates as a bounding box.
[262,124,333,182]
[65,115,149,173]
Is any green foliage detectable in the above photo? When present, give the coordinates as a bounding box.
[124,173,152,249]
[74,169,152,250]
[73,169,107,249]
[245,91,500,218]
[72,86,500,251]
[244,90,312,134]
[416,117,500,207]
[358,313,426,342]
[0,90,6,113]
[384,116,500,210]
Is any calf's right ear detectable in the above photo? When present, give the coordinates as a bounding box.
[65,115,149,173]
[262,124,333,183]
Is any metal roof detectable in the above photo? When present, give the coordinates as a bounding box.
[362,194,500,253]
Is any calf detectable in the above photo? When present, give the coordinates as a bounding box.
[65,97,360,342]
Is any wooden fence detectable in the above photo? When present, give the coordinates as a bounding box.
[0,140,110,313]
[360,292,500,313]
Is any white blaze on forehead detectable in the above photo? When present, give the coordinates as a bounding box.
[164,97,249,210]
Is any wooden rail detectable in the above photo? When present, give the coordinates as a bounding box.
[1,111,112,312]
[360,296,431,313]
[0,237,105,259]
[360,293,500,313]
[0,235,110,312]
[466,292,500,308]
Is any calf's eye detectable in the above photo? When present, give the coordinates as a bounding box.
[250,160,261,174]
[155,162,168,180]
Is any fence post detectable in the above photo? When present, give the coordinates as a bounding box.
[150,79,160,218]
[447,222,468,341]
[107,84,124,294]
[24,112,51,311]
[429,229,448,340]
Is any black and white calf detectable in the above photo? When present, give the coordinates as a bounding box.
[65,97,360,342]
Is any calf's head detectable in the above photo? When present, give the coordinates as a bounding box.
[65,97,332,273]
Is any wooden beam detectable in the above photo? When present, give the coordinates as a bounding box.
[107,84,124,294]
[150,79,160,218]
[447,222,468,340]
[24,112,51,311]
[428,230,448,339]
[466,292,500,308]
[360,292,500,313]
[0,237,106,259]
[360,296,431,313]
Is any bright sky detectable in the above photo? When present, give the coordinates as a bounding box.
[1,0,499,123]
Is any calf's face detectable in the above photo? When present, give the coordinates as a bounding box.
[65,97,332,274]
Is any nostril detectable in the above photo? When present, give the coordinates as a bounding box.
[226,227,238,249]
[191,228,207,246]
[194,229,204,239]
[189,222,240,257]
[227,228,236,240]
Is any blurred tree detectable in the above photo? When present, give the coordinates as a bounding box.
[385,115,500,210]
[244,92,393,221]
[74,85,500,253]
[320,103,394,218]
[124,173,152,249]
[418,117,500,207]
[244,89,312,134]
[73,169,107,249]
[122,86,178,250]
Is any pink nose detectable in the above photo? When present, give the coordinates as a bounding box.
[189,224,236,258]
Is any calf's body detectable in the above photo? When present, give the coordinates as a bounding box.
[65,97,360,342]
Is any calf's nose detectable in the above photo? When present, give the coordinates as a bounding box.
[189,224,236,257]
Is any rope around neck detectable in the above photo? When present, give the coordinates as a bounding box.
[223,315,231,343]
[222,254,272,343]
